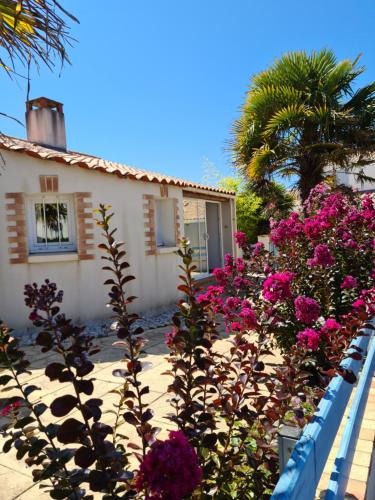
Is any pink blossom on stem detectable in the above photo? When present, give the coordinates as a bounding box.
[234,231,248,248]
[307,244,335,267]
[238,307,258,330]
[294,296,320,324]
[340,275,358,289]
[262,272,295,304]
[136,430,201,500]
[320,318,341,337]
[252,242,264,256]
[296,328,321,351]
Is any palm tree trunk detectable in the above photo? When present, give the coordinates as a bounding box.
[298,158,324,202]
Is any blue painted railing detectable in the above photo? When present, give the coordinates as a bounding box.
[325,332,375,499]
[271,324,374,500]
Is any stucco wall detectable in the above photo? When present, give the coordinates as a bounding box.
[0,150,188,331]
[337,163,375,192]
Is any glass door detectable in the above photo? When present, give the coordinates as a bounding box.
[183,199,208,274]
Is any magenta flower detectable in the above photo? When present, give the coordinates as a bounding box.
[135,430,201,500]
[263,272,295,304]
[340,275,358,289]
[296,328,321,351]
[234,231,248,248]
[212,267,227,286]
[308,244,335,267]
[294,296,320,324]
[352,298,365,309]
[252,242,264,256]
[320,318,341,337]
[164,329,177,347]
[270,213,304,246]
[225,296,241,310]
[1,401,22,416]
[239,307,258,330]
[303,217,330,240]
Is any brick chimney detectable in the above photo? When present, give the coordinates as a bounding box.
[26,97,67,151]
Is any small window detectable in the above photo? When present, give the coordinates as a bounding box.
[155,198,176,247]
[27,195,77,254]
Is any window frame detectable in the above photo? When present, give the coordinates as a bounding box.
[27,194,77,254]
[155,197,176,248]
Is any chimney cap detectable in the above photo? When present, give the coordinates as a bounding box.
[26,97,63,113]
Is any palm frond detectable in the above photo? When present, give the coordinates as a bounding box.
[0,0,78,76]
[247,146,274,180]
[263,104,306,138]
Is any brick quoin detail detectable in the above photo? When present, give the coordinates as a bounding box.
[74,192,95,260]
[173,198,181,245]
[143,194,156,255]
[6,193,28,264]
[160,184,168,197]
[40,175,58,192]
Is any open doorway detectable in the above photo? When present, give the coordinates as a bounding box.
[183,198,223,277]
[206,202,222,272]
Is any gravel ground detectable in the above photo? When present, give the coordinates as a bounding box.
[12,303,179,346]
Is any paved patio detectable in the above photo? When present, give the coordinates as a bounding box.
[0,323,237,499]
[1,324,374,500]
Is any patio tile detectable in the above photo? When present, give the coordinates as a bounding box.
[352,450,372,467]
[0,470,37,499]
[345,479,367,500]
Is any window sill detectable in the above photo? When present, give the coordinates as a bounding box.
[156,246,178,255]
[28,253,79,264]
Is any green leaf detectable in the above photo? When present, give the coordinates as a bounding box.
[0,375,13,386]
[2,438,13,453]
[15,416,35,428]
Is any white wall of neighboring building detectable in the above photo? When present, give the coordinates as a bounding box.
[336,163,375,192]
[0,150,183,331]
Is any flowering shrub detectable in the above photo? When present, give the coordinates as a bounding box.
[202,185,374,364]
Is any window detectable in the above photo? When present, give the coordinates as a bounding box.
[27,195,77,253]
[155,198,176,247]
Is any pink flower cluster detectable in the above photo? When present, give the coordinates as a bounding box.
[304,216,330,240]
[321,318,341,337]
[1,401,21,416]
[270,212,304,246]
[294,296,320,324]
[263,272,295,304]
[352,288,375,316]
[136,430,202,500]
[223,297,258,332]
[297,318,342,351]
[341,275,358,289]
[234,231,248,248]
[296,328,321,351]
[307,244,335,267]
[197,285,225,313]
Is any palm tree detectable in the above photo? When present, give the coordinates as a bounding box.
[231,50,375,201]
[0,1,77,124]
[0,1,77,77]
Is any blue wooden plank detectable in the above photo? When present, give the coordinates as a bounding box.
[325,333,375,499]
[271,332,371,500]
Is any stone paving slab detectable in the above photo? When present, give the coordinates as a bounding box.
[0,324,231,499]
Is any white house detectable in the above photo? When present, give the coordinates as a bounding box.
[0,97,237,333]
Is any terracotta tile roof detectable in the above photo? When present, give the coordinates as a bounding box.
[0,134,235,196]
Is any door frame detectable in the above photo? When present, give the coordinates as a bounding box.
[183,197,224,276]
[205,200,224,271]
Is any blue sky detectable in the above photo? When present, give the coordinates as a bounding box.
[1,0,374,184]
